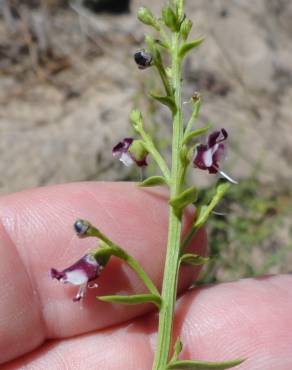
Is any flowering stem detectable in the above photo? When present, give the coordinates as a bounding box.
[156,62,173,97]
[183,98,201,137]
[152,26,184,370]
[181,181,231,252]
[87,225,160,297]
[137,123,171,183]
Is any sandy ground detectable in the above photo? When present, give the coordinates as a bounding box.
[0,0,292,194]
[0,0,291,278]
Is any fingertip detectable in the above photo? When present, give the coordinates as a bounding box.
[0,181,205,348]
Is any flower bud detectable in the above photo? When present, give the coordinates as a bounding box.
[134,50,153,70]
[74,219,90,237]
[181,18,193,40]
[137,7,158,29]
[162,6,179,32]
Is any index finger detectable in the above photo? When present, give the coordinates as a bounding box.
[0,181,206,364]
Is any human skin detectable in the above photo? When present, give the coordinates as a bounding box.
[0,182,292,369]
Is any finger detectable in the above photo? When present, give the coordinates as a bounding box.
[4,275,292,370]
[0,182,206,364]
[174,274,292,369]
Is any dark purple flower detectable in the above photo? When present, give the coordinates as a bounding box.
[112,138,148,167]
[134,50,153,70]
[51,254,103,302]
[193,129,227,173]
[193,129,237,183]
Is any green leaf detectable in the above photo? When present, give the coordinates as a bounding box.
[145,35,173,96]
[87,224,160,297]
[194,181,231,228]
[180,253,209,266]
[183,97,202,136]
[179,37,205,59]
[139,176,168,187]
[171,337,183,362]
[181,18,193,40]
[179,146,191,166]
[145,34,160,62]
[170,186,198,211]
[216,181,232,197]
[155,39,169,50]
[162,6,180,32]
[182,124,212,145]
[98,293,161,308]
[150,92,177,113]
[167,358,245,369]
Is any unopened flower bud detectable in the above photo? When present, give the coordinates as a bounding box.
[134,50,153,70]
[162,6,179,32]
[137,6,158,29]
[74,219,90,237]
[181,18,193,40]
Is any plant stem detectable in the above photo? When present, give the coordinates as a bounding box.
[138,125,171,182]
[89,227,160,297]
[152,29,184,370]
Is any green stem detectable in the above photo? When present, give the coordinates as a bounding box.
[152,28,184,370]
[181,182,232,252]
[181,224,198,252]
[138,126,171,183]
[183,99,201,138]
[89,227,160,297]
[155,62,173,97]
[159,27,171,49]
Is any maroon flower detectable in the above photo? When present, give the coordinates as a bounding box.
[193,129,237,183]
[51,254,103,302]
[112,138,148,167]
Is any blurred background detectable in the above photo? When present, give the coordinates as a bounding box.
[0,0,291,281]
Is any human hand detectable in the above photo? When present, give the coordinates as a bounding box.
[0,182,291,369]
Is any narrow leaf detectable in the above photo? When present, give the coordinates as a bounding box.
[171,337,183,362]
[139,176,168,187]
[216,181,232,197]
[150,92,177,113]
[162,6,180,32]
[180,253,209,266]
[170,186,198,211]
[83,223,160,297]
[181,18,193,41]
[98,293,161,308]
[182,124,212,145]
[179,37,205,59]
[194,181,231,228]
[183,98,202,136]
[167,358,245,369]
